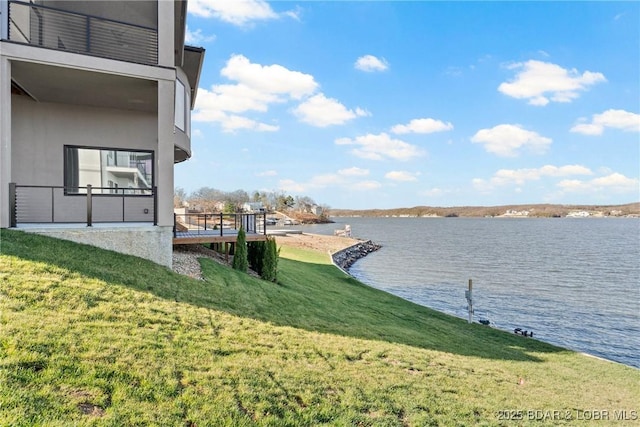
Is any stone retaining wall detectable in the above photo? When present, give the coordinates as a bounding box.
[331,240,382,271]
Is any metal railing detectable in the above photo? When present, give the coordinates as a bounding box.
[173,212,268,238]
[7,0,158,65]
[9,183,157,227]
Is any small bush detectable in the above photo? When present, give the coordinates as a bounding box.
[232,227,248,272]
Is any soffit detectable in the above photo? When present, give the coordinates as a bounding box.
[11,61,158,113]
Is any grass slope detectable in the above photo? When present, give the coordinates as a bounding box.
[1,229,638,426]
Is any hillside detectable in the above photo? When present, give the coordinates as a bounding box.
[1,229,638,426]
[330,202,640,218]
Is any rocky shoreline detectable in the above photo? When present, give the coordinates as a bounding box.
[331,240,382,271]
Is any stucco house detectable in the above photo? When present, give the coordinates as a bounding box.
[0,0,204,267]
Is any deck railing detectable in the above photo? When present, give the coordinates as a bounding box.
[9,183,157,227]
[6,0,158,65]
[174,212,268,238]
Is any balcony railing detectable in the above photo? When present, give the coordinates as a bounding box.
[7,0,158,65]
[9,183,157,227]
[174,212,268,238]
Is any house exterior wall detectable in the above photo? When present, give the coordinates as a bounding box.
[12,95,157,184]
[11,95,158,223]
[1,0,202,268]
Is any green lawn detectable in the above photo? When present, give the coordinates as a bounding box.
[1,229,638,426]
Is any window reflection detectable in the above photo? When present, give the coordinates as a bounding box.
[64,146,153,195]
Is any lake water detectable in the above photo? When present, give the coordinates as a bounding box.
[292,217,640,369]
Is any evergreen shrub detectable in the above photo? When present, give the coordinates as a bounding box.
[261,236,279,282]
[232,227,248,272]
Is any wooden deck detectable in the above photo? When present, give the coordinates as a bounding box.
[173,229,268,245]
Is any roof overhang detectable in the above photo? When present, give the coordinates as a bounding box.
[182,45,205,109]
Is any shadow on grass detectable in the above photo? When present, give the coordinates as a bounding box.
[2,229,566,363]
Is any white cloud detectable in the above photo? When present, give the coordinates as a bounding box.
[570,109,640,135]
[277,170,379,194]
[498,60,606,106]
[335,133,425,161]
[557,173,639,194]
[283,6,302,21]
[472,164,594,191]
[471,124,552,157]
[185,26,216,44]
[188,0,278,26]
[391,118,454,134]
[255,170,277,177]
[354,55,389,72]
[294,94,368,127]
[216,114,279,133]
[222,54,318,99]
[385,171,420,182]
[195,85,280,114]
[195,55,364,131]
[193,55,318,131]
[338,167,369,177]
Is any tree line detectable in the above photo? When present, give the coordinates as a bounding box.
[174,187,330,215]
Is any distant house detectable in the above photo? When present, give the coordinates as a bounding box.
[566,211,590,218]
[310,205,323,216]
[243,202,265,213]
[1,0,204,267]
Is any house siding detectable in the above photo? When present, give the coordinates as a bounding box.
[12,95,158,185]
[1,0,203,268]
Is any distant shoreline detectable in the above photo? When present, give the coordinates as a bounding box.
[330,202,640,219]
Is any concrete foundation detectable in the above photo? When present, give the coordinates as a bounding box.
[18,225,173,268]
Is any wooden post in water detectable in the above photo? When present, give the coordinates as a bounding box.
[465,279,473,324]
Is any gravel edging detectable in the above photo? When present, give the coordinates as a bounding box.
[172,244,261,279]
[172,244,230,280]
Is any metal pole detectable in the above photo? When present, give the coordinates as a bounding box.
[86,184,92,227]
[466,279,473,323]
[9,182,17,227]
[153,186,158,226]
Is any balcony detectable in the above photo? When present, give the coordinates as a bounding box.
[6,0,158,66]
[9,183,157,227]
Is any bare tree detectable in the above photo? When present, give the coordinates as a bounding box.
[174,187,187,208]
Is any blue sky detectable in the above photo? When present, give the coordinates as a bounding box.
[176,1,640,210]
